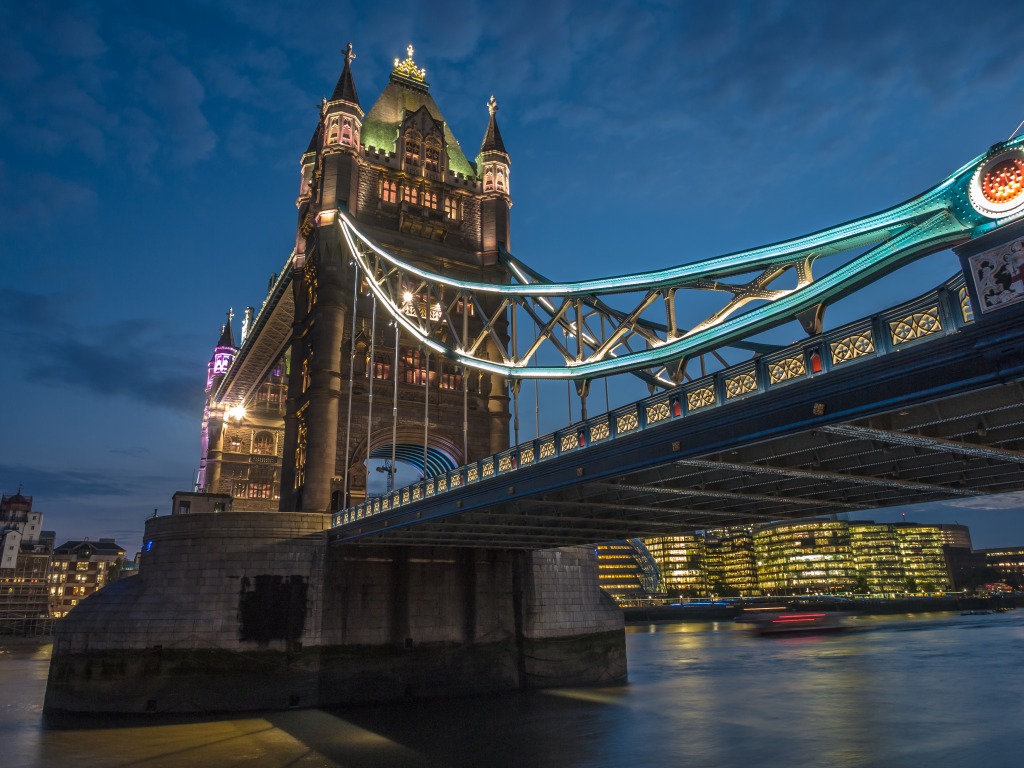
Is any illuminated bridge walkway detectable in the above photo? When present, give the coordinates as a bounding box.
[332,271,1024,546]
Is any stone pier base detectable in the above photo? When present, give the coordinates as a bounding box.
[44,512,625,714]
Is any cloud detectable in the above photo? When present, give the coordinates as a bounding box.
[0,464,137,498]
[0,289,204,414]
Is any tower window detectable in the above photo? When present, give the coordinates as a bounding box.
[402,186,419,205]
[425,143,441,173]
[496,168,507,192]
[405,139,421,168]
[382,180,398,204]
[423,190,438,210]
[253,431,275,455]
[484,169,494,191]
[445,197,460,220]
[327,118,339,145]
[341,118,353,146]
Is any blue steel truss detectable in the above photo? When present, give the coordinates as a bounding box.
[336,138,1024,382]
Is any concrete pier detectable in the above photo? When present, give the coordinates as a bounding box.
[44,511,625,713]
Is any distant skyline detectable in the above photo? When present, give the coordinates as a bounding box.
[4,1,1024,556]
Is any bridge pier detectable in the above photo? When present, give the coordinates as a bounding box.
[44,511,625,714]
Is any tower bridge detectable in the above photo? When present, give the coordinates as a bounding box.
[46,45,1024,715]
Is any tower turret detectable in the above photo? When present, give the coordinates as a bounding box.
[317,42,364,215]
[477,95,512,259]
[206,309,237,392]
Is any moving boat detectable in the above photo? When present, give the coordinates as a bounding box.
[747,611,850,636]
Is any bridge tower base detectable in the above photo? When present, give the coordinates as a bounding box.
[43,512,625,714]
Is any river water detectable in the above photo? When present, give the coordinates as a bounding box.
[2,611,1022,768]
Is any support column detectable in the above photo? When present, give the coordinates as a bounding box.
[302,298,346,511]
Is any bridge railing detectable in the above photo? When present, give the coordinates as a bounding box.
[334,275,973,528]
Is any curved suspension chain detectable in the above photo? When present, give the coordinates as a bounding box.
[337,138,1021,381]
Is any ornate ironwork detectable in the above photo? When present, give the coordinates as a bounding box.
[540,439,556,459]
[617,411,639,433]
[520,446,535,465]
[768,355,807,384]
[590,421,610,442]
[498,455,514,472]
[959,286,974,324]
[560,433,578,452]
[889,306,942,345]
[830,331,875,364]
[725,371,757,398]
[482,460,495,477]
[646,401,670,424]
[686,386,716,411]
[467,466,479,483]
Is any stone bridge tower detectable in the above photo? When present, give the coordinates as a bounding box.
[281,45,513,513]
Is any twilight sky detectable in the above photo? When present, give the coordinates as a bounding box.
[4,0,1024,556]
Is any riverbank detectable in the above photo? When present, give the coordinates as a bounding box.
[622,593,1024,623]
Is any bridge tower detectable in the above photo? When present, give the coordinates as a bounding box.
[281,45,513,513]
[196,311,237,497]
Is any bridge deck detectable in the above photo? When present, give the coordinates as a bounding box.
[332,276,1024,548]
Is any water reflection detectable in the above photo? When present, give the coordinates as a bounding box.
[4,611,1023,767]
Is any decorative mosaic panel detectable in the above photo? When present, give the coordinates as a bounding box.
[467,466,479,483]
[768,355,806,385]
[450,472,463,488]
[373,499,381,515]
[539,440,556,459]
[413,486,422,501]
[959,286,974,324]
[646,401,670,424]
[426,480,435,496]
[402,489,410,504]
[498,455,514,472]
[520,447,535,465]
[590,421,610,442]
[686,386,715,411]
[829,330,874,364]
[381,496,390,511]
[560,433,578,452]
[889,306,942,345]
[616,411,639,433]
[482,460,495,477]
[725,371,757,398]
[437,476,448,492]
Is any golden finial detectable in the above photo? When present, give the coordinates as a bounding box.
[393,44,426,82]
[488,95,498,116]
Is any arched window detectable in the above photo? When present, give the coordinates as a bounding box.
[404,131,422,168]
[424,141,441,173]
[444,196,459,220]
[253,431,275,455]
[402,185,419,205]
[423,189,438,209]
[496,168,506,192]
[381,179,398,204]
[484,169,494,191]
[327,117,339,145]
[340,118,353,146]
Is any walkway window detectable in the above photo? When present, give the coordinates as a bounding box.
[253,431,275,455]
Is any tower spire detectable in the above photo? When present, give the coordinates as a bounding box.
[217,308,236,349]
[480,95,507,155]
[329,42,361,106]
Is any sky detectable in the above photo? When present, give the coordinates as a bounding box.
[4,0,1024,557]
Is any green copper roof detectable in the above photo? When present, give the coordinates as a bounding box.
[361,78,477,178]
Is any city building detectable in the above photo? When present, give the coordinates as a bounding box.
[977,546,1024,588]
[595,539,663,601]
[49,539,126,618]
[644,534,706,597]
[754,519,857,595]
[849,522,905,594]
[704,527,759,596]
[0,492,55,635]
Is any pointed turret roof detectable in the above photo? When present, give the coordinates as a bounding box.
[329,42,360,106]
[217,309,236,349]
[480,95,507,156]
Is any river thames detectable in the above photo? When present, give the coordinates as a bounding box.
[3,610,1022,767]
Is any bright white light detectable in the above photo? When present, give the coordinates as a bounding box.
[403,291,413,303]
[227,405,246,421]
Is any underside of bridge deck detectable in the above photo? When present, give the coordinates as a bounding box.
[339,380,1024,548]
